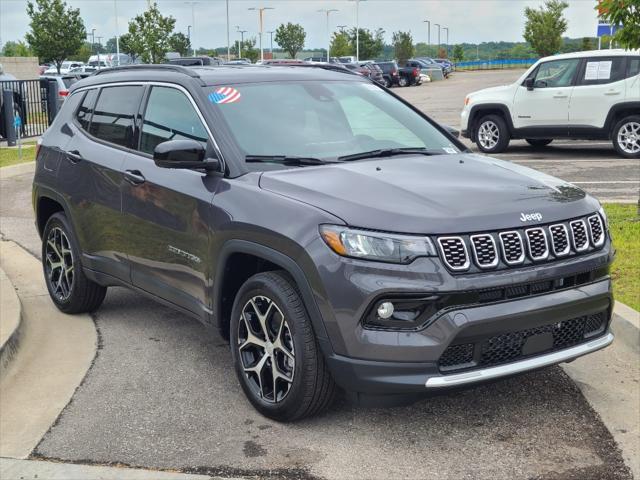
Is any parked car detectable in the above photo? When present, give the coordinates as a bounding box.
[359,62,385,85]
[261,59,307,65]
[168,56,222,66]
[39,75,81,110]
[461,49,640,158]
[44,61,84,75]
[407,58,446,79]
[224,59,252,65]
[69,66,98,75]
[433,58,454,75]
[375,61,401,87]
[342,62,373,77]
[34,64,615,421]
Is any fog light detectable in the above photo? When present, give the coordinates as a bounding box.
[377,302,395,319]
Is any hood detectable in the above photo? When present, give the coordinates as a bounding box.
[468,84,516,101]
[259,154,600,234]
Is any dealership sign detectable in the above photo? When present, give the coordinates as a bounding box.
[597,19,621,37]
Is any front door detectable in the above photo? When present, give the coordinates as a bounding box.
[121,84,222,318]
[513,58,581,133]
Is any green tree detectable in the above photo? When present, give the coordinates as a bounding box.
[25,0,86,73]
[392,31,414,64]
[330,31,352,57]
[241,38,259,63]
[581,37,594,51]
[274,22,306,59]
[1,40,33,57]
[105,37,117,53]
[349,28,384,60]
[523,0,569,57]
[118,33,138,62]
[68,42,92,61]
[452,44,464,62]
[127,2,176,63]
[169,32,191,57]
[597,0,640,49]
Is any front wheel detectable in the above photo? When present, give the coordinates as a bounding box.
[612,115,640,159]
[230,271,336,421]
[398,77,408,87]
[474,114,510,153]
[526,138,553,148]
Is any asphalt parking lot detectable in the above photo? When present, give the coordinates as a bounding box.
[0,70,636,480]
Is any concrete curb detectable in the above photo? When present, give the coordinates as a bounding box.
[0,266,22,376]
[613,301,640,352]
[0,161,36,180]
[0,239,97,459]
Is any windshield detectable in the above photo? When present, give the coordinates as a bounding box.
[205,80,460,162]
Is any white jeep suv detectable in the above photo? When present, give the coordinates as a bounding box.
[461,49,640,158]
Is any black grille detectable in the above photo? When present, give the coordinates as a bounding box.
[438,310,608,372]
[470,234,498,268]
[588,215,604,247]
[549,224,570,256]
[499,231,524,265]
[437,237,469,270]
[570,220,589,251]
[525,228,549,260]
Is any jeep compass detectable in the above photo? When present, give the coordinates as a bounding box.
[33,64,614,421]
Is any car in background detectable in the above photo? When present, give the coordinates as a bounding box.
[359,62,385,85]
[304,56,340,63]
[39,75,81,110]
[224,59,252,65]
[70,66,98,76]
[38,64,52,75]
[407,58,446,80]
[338,56,356,63]
[261,59,307,65]
[375,61,401,87]
[342,62,372,77]
[44,61,84,75]
[168,56,223,66]
[434,58,454,75]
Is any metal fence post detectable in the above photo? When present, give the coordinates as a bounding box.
[47,80,58,124]
[2,89,17,147]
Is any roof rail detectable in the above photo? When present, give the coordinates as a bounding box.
[93,64,202,80]
[280,63,360,76]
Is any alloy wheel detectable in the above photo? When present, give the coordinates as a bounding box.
[45,227,74,301]
[478,120,500,149]
[237,295,295,403]
[617,121,640,154]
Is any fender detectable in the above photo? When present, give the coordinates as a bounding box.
[467,103,515,138]
[604,101,640,134]
[33,183,74,238]
[213,239,331,345]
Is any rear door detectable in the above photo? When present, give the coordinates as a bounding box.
[568,56,628,131]
[58,84,145,280]
[513,57,580,131]
[121,84,222,318]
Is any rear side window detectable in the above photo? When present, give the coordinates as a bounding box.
[89,86,144,148]
[578,57,627,85]
[628,57,640,78]
[76,89,97,131]
[139,86,208,155]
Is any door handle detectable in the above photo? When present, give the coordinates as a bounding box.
[65,150,83,164]
[604,90,621,96]
[553,93,568,98]
[124,169,146,185]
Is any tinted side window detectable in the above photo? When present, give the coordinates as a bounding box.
[139,86,208,155]
[76,89,97,131]
[578,57,627,85]
[628,57,640,78]
[89,86,144,148]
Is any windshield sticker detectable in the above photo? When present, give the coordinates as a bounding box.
[443,147,458,154]
[209,87,241,104]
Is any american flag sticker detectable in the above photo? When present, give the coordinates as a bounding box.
[209,87,241,104]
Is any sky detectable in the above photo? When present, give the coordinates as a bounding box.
[0,0,602,51]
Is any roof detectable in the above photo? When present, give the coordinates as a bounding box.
[69,64,364,92]
[539,48,640,62]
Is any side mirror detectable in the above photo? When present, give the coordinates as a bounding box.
[524,77,535,91]
[153,139,220,172]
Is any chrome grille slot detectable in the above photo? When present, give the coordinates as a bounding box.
[470,234,498,269]
[588,214,605,247]
[499,231,525,265]
[525,228,549,261]
[570,220,589,252]
[437,237,470,271]
[549,224,570,257]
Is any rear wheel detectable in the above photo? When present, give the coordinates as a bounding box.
[384,77,392,88]
[398,77,409,87]
[230,271,336,421]
[525,139,553,148]
[474,114,510,153]
[612,115,640,159]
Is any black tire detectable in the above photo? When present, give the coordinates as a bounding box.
[398,77,409,87]
[230,271,336,421]
[384,77,392,88]
[525,138,553,148]
[612,115,640,159]
[474,114,510,153]
[42,212,107,314]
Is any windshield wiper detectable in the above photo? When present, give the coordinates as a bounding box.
[245,155,334,166]
[338,147,443,162]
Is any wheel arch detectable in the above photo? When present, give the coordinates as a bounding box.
[605,102,640,138]
[468,103,514,140]
[35,189,70,239]
[213,240,330,346]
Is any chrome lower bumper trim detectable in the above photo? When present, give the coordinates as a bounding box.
[426,333,614,388]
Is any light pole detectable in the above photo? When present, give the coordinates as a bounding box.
[248,6,274,62]
[236,27,247,58]
[185,2,197,56]
[423,19,430,54]
[434,23,441,54]
[187,25,192,46]
[348,0,366,61]
[318,9,338,62]
[337,24,347,33]
[267,30,275,58]
[90,28,96,56]
[226,0,230,59]
[114,0,120,65]
[443,27,449,58]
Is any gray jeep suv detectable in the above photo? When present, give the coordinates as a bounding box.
[33,65,614,421]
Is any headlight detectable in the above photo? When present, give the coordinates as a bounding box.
[464,96,470,106]
[598,206,609,230]
[319,225,436,264]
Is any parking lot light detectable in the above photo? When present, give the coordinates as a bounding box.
[248,6,275,62]
[318,8,339,62]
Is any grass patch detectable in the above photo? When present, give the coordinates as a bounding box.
[0,140,37,168]
[604,203,640,311]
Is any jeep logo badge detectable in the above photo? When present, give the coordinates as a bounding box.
[520,212,543,222]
